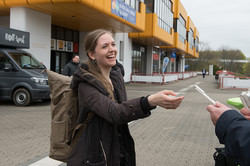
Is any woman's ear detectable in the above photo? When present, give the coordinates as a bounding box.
[87,51,95,60]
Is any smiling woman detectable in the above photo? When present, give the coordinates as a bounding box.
[68,29,184,166]
[87,32,117,77]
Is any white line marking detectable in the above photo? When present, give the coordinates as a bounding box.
[28,156,63,166]
[179,82,202,92]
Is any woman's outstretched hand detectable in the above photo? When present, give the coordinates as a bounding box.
[148,90,184,109]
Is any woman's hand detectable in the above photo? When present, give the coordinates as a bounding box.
[240,107,250,120]
[148,90,184,109]
[206,101,231,125]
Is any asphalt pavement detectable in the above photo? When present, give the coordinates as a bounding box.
[0,75,243,166]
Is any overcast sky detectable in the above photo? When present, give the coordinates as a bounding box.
[180,0,250,58]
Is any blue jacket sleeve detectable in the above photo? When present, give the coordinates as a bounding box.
[215,110,250,166]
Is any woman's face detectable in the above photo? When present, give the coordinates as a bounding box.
[89,33,117,70]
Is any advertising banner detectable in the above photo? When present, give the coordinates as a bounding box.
[162,57,169,74]
[153,54,159,60]
[111,0,136,25]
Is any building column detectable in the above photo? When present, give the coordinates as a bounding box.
[209,65,213,76]
[10,7,51,69]
[79,31,88,61]
[146,46,153,74]
[178,55,185,72]
[173,57,176,72]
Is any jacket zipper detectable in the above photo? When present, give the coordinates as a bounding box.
[100,140,107,166]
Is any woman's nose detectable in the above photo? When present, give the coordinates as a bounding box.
[109,45,116,52]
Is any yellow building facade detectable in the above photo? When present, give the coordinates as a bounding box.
[0,0,199,82]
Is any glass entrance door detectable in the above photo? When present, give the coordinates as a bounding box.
[50,51,72,74]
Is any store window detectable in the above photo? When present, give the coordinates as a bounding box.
[73,31,79,43]
[153,47,160,74]
[65,28,73,41]
[52,25,78,44]
[50,25,79,74]
[188,28,194,49]
[56,26,64,40]
[132,43,146,74]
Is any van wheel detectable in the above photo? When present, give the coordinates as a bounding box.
[13,88,31,106]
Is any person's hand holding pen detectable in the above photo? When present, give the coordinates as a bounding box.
[206,101,231,125]
[207,101,250,125]
[240,107,250,120]
[148,90,184,109]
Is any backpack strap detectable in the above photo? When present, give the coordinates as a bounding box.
[70,112,95,148]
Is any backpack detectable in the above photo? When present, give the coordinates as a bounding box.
[213,147,239,166]
[46,69,94,162]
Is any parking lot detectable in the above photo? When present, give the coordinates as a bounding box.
[0,75,243,166]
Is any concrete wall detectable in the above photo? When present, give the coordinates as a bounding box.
[115,33,132,82]
[10,7,51,69]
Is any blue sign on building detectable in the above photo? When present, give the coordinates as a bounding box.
[171,52,176,58]
[111,0,136,25]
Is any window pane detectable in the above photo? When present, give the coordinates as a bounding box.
[189,28,194,49]
[125,0,130,6]
[65,29,72,41]
[155,0,173,34]
[73,31,79,42]
[56,26,64,40]
[177,14,186,43]
[131,0,135,9]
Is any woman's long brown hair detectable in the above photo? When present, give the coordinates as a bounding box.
[84,29,115,101]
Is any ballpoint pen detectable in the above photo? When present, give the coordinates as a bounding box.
[195,85,216,105]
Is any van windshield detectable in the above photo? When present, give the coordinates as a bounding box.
[8,52,46,69]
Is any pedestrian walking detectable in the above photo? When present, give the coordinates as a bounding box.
[62,54,80,76]
[202,68,206,78]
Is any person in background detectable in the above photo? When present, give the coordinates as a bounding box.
[62,54,80,76]
[116,59,125,76]
[202,68,206,78]
[206,102,250,166]
[68,29,185,166]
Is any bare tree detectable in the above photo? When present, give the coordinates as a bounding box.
[185,42,247,75]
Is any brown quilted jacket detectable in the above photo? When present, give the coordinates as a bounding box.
[68,63,150,166]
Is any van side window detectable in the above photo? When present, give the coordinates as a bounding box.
[0,53,11,70]
[8,52,45,69]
